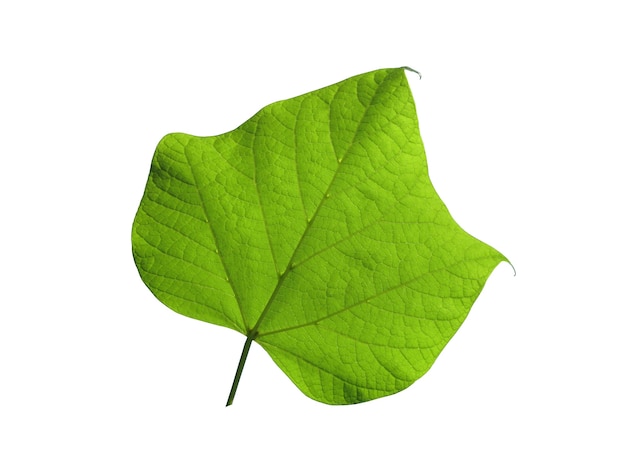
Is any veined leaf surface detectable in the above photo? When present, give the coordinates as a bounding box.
[132,67,507,405]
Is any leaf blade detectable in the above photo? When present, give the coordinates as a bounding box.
[132,67,507,405]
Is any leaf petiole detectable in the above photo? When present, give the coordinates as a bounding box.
[225,333,255,406]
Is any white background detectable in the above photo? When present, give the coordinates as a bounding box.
[2,1,624,468]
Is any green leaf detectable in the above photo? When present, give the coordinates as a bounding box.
[132,67,507,405]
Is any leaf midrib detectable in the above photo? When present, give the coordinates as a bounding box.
[247,72,393,338]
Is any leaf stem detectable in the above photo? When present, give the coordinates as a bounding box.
[226,334,255,406]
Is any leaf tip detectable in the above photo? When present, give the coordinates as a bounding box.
[402,66,422,79]
[507,260,517,277]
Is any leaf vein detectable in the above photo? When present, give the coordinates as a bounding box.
[258,254,499,337]
[251,119,280,277]
[293,101,309,222]
[182,146,247,329]
[135,232,231,285]
[260,341,399,393]
[149,284,241,331]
